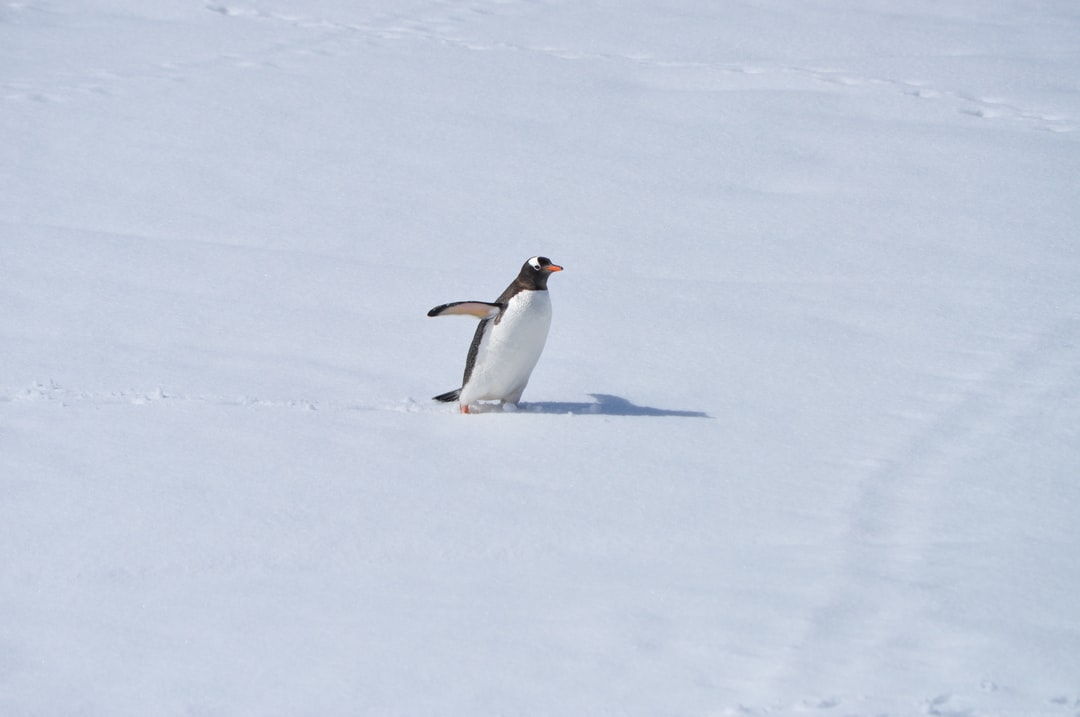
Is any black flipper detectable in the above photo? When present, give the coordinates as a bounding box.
[427,301,502,319]
[433,389,461,403]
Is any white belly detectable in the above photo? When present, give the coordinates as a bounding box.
[461,290,552,405]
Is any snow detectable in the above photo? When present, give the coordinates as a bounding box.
[3,1,1080,715]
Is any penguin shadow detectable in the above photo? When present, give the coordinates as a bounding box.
[523,393,711,418]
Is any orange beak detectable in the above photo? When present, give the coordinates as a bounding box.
[545,264,564,272]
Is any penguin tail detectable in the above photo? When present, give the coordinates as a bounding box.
[433,389,462,403]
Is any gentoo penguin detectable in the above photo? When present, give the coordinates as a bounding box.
[428,256,563,413]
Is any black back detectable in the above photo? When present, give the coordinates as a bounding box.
[460,256,560,388]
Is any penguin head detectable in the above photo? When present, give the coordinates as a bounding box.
[520,256,563,289]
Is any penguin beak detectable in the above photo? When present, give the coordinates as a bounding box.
[545,264,564,272]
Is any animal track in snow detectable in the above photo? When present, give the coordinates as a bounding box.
[760,315,1080,705]
[1050,694,1080,711]
[951,94,1075,132]
[4,380,468,415]
[8,380,344,413]
[12,0,1072,137]
[800,67,1077,133]
[197,0,1078,139]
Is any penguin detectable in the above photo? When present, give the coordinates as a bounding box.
[428,256,564,413]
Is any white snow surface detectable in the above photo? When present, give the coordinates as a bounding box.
[3,1,1080,715]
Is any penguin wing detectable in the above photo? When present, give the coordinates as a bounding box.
[427,301,503,319]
